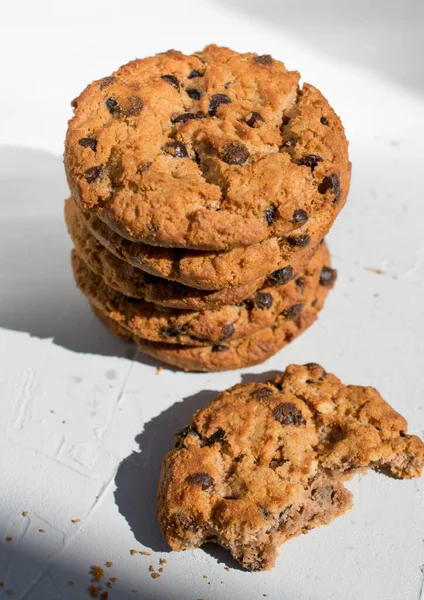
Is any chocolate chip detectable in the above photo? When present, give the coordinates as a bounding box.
[162,323,189,337]
[298,154,323,172]
[255,292,273,310]
[175,426,201,448]
[282,116,291,126]
[272,402,305,426]
[211,344,229,352]
[219,142,250,165]
[178,514,199,532]
[287,235,310,248]
[282,304,304,320]
[254,54,273,65]
[295,277,305,293]
[311,298,317,307]
[268,266,294,286]
[264,205,277,225]
[99,76,116,90]
[281,137,298,150]
[164,141,188,158]
[78,138,97,152]
[320,266,337,287]
[208,93,231,117]
[161,74,180,91]
[186,88,202,100]
[320,116,329,126]
[223,81,232,89]
[138,161,152,174]
[400,431,410,439]
[291,209,308,224]
[205,428,225,446]
[253,387,273,401]
[171,111,206,124]
[221,323,235,339]
[318,174,341,203]
[186,472,214,490]
[246,111,265,128]
[84,166,102,183]
[188,69,203,79]
[105,97,119,114]
[120,96,143,117]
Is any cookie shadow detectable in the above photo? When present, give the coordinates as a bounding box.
[114,389,229,556]
[240,370,283,384]
[0,145,165,366]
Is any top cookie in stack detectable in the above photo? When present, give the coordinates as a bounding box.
[64,45,350,371]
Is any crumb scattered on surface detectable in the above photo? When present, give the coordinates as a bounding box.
[157,366,163,374]
[139,551,151,556]
[67,581,73,585]
[224,567,230,572]
[90,565,104,583]
[39,529,45,533]
[22,511,29,517]
[88,585,102,598]
[62,420,67,424]
[105,582,112,589]
[50,410,55,414]
[5,536,12,542]
[159,558,167,565]
[151,573,161,579]
[105,561,113,568]
[100,592,108,600]
[365,267,385,275]
[148,565,155,573]
[130,549,139,555]
[158,568,163,573]
[71,518,81,523]
[374,293,380,297]
[0,582,4,587]
[203,575,208,579]
[109,577,117,583]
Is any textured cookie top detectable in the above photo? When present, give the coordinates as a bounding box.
[157,364,424,564]
[65,45,350,250]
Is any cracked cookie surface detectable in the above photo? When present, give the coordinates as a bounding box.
[156,364,424,569]
[72,242,332,346]
[65,45,350,250]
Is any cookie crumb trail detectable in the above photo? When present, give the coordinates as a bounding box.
[139,550,151,556]
[89,565,104,582]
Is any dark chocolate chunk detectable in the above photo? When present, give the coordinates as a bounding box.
[175,426,201,448]
[291,209,308,224]
[186,88,202,100]
[295,277,305,293]
[162,323,189,337]
[105,97,119,114]
[320,266,337,287]
[186,472,214,490]
[287,235,310,248]
[318,174,341,203]
[255,292,273,310]
[219,142,250,165]
[164,141,188,158]
[209,93,231,117]
[99,76,116,90]
[205,428,225,446]
[268,266,294,286]
[171,111,206,124]
[254,54,273,65]
[320,116,329,126]
[188,69,203,79]
[221,323,235,339]
[84,166,102,183]
[78,138,97,152]
[265,205,277,225]
[298,154,323,172]
[211,344,229,352]
[253,387,273,401]
[282,116,291,126]
[272,402,306,426]
[161,74,180,91]
[282,304,304,320]
[246,111,265,128]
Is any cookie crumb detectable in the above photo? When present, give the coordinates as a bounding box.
[159,558,167,565]
[148,565,155,573]
[22,511,29,517]
[151,573,161,579]
[88,585,102,598]
[109,577,117,583]
[130,549,139,555]
[100,592,108,600]
[39,529,45,533]
[62,420,67,424]
[139,551,151,556]
[89,565,104,582]
[157,366,163,373]
[105,561,113,568]
[71,518,81,523]
[365,267,385,275]
[158,568,163,573]
[203,575,208,579]
[0,582,4,587]
[67,581,73,585]
[105,581,112,589]
[5,536,12,542]
[50,410,55,414]
[224,567,230,572]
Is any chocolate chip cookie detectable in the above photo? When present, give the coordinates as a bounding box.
[69,196,321,291]
[90,279,330,371]
[65,45,350,251]
[72,242,332,346]
[65,196,266,310]
[156,364,424,569]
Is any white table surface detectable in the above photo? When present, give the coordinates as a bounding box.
[1,1,424,598]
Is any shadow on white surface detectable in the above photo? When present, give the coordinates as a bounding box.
[114,388,250,569]
[0,145,161,367]
[210,0,424,94]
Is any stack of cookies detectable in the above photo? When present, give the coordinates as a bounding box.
[64,45,350,371]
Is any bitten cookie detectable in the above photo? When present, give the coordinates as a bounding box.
[156,364,424,570]
[65,45,350,251]
[90,279,330,371]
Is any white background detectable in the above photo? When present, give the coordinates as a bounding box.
[1,1,424,599]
